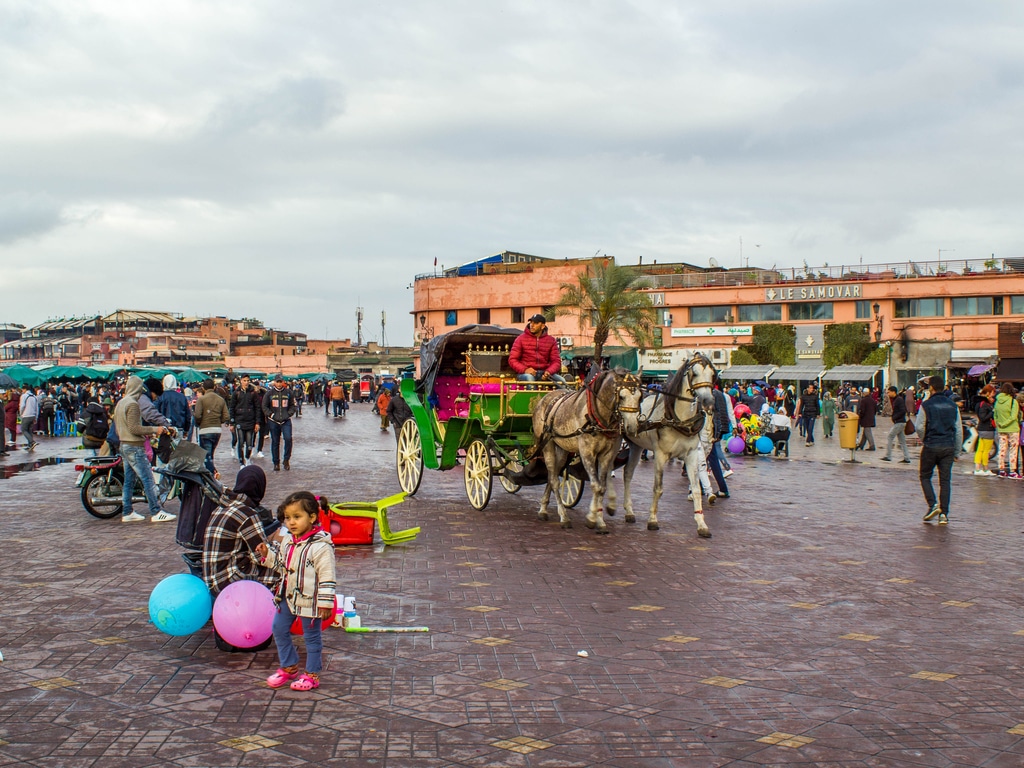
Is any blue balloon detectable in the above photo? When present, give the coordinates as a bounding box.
[755,436,774,454]
[149,574,213,636]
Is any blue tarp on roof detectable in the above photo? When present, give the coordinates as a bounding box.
[452,254,503,276]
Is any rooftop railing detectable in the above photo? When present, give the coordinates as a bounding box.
[414,257,1021,288]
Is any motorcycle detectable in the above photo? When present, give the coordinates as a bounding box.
[75,429,182,519]
[75,455,146,519]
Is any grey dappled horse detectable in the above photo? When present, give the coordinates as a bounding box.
[531,369,643,534]
[622,353,717,537]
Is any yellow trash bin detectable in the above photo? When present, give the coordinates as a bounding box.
[837,411,860,450]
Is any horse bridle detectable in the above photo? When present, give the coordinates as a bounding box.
[674,353,716,404]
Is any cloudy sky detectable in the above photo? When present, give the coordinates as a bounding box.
[3,1,1022,345]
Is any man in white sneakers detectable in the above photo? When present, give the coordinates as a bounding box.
[113,376,176,523]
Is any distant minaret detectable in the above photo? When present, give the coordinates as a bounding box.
[356,306,364,347]
[380,311,388,347]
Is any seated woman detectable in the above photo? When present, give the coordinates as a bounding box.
[765,406,793,457]
[201,465,282,651]
[202,465,281,597]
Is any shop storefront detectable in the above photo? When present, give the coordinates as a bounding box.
[997,323,1024,383]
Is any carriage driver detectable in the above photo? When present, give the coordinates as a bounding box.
[509,314,567,386]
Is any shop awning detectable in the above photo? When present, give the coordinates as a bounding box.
[718,365,776,380]
[945,358,994,369]
[822,365,882,382]
[769,364,826,381]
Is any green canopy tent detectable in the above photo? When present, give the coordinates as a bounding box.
[38,365,111,383]
[3,364,47,387]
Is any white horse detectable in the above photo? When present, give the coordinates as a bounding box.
[622,353,717,537]
[532,370,643,534]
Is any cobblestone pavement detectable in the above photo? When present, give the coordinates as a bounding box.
[1,404,1023,767]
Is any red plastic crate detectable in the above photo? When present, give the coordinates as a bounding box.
[319,510,375,545]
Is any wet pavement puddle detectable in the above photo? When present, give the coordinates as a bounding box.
[0,456,76,479]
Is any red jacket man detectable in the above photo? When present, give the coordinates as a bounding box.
[509,314,564,382]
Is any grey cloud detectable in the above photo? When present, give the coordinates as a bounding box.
[205,76,345,137]
[0,193,64,244]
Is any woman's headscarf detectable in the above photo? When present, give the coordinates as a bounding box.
[232,465,267,505]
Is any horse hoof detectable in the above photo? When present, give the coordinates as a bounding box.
[698,530,712,539]
[584,519,597,529]
[624,514,636,524]
[647,522,659,531]
[538,513,549,522]
[561,521,573,529]
[596,528,610,535]
[606,509,616,517]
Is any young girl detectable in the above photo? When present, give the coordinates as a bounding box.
[257,491,337,691]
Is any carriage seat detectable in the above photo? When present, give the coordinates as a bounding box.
[433,374,471,421]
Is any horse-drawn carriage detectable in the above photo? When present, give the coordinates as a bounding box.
[396,324,719,538]
[395,324,588,511]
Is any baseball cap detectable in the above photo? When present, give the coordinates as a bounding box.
[274,373,284,382]
[528,313,547,323]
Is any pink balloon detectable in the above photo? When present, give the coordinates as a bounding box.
[213,580,276,648]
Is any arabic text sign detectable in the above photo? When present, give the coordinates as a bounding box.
[671,325,752,338]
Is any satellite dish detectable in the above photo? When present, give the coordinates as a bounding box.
[708,257,720,268]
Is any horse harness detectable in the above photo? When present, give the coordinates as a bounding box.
[531,372,642,455]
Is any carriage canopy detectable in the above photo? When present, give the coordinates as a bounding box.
[417,324,522,397]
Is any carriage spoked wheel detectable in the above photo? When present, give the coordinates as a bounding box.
[396,419,424,495]
[558,461,584,509]
[464,439,493,510]
[498,458,522,494]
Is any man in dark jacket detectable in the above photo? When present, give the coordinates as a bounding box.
[386,389,414,442]
[262,374,295,471]
[793,382,821,446]
[509,315,565,385]
[915,375,963,524]
[229,375,261,467]
[856,387,877,450]
[881,385,911,463]
[156,374,192,435]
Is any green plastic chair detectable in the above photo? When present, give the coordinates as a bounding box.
[329,492,419,545]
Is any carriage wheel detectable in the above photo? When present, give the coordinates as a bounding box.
[464,439,493,510]
[559,463,584,508]
[396,419,423,495]
[499,458,522,494]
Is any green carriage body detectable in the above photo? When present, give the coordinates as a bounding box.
[395,324,584,510]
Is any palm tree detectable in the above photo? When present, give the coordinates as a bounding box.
[552,259,656,366]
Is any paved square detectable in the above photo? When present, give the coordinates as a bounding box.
[1,406,1023,765]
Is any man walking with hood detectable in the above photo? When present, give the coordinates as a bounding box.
[114,375,175,523]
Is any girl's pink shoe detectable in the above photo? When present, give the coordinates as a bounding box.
[290,674,320,691]
[267,668,299,688]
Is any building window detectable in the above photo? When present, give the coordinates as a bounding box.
[738,305,782,322]
[511,307,524,324]
[689,305,732,324]
[855,300,871,319]
[477,308,491,324]
[1012,296,1024,314]
[788,302,833,320]
[893,298,944,318]
[445,310,458,326]
[951,296,1003,316]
